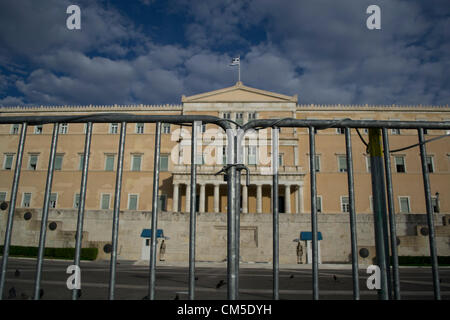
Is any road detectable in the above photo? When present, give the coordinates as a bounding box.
[1,258,449,300]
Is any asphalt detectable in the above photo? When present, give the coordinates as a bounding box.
[1,257,449,300]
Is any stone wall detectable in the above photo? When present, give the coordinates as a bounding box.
[1,208,449,265]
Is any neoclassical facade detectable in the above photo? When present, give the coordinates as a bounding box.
[0,82,449,217]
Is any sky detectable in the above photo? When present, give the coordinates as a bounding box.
[0,0,449,107]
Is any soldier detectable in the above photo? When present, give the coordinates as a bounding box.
[297,242,303,264]
[159,239,166,261]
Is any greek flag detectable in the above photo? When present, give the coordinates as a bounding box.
[230,57,240,66]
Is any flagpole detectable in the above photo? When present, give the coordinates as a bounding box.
[238,55,241,82]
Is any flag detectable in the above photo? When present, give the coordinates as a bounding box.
[230,57,240,66]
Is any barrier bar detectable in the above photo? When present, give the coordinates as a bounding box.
[148,122,162,300]
[34,123,60,300]
[0,122,28,300]
[418,128,441,300]
[108,121,127,300]
[188,121,200,299]
[344,128,360,300]
[309,127,319,300]
[72,122,93,300]
[382,128,401,299]
[368,128,389,300]
[271,127,280,300]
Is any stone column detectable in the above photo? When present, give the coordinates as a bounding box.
[173,183,179,212]
[294,145,299,166]
[199,183,206,213]
[213,184,220,213]
[299,184,304,213]
[294,185,299,214]
[242,184,248,213]
[256,184,262,214]
[285,184,291,214]
[185,183,190,212]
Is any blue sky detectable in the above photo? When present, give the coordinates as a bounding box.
[0,0,449,107]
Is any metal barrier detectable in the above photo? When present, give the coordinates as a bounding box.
[0,114,449,300]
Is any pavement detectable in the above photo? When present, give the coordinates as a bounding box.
[1,257,449,300]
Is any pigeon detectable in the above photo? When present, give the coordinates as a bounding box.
[333,275,338,282]
[142,295,149,300]
[216,280,226,289]
[195,276,199,281]
[20,293,30,300]
[14,269,20,277]
[289,274,294,279]
[75,289,82,299]
[8,287,16,299]
[39,288,44,299]
[174,294,180,300]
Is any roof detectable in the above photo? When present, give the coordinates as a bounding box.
[300,232,323,241]
[140,229,165,238]
[182,81,298,103]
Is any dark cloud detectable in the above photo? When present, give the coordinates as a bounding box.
[0,0,448,106]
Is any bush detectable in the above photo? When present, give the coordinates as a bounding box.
[0,245,98,261]
[397,256,450,266]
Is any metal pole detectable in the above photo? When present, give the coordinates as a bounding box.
[344,128,360,300]
[382,128,401,300]
[34,123,60,300]
[418,128,441,300]
[108,121,127,300]
[148,122,162,300]
[72,122,92,300]
[0,122,27,300]
[309,127,319,300]
[226,129,237,300]
[234,135,241,299]
[272,127,279,300]
[368,128,388,300]
[188,121,200,300]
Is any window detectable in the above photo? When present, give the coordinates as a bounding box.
[160,155,169,171]
[201,123,206,133]
[105,154,115,171]
[338,155,347,172]
[11,124,19,135]
[128,194,138,210]
[83,123,88,134]
[366,156,371,173]
[391,128,401,135]
[34,125,43,134]
[78,154,85,170]
[316,196,322,213]
[110,123,119,134]
[362,119,372,134]
[426,155,434,173]
[59,123,68,134]
[131,155,142,171]
[163,123,170,134]
[222,147,227,164]
[278,154,283,166]
[0,192,7,202]
[3,154,14,170]
[55,154,63,170]
[399,197,410,213]
[432,196,439,213]
[336,127,345,134]
[341,196,350,213]
[136,123,144,134]
[28,154,38,170]
[394,156,406,173]
[314,155,320,172]
[248,146,257,165]
[22,193,32,207]
[248,112,257,121]
[158,195,167,212]
[223,112,231,120]
[50,193,57,208]
[101,194,111,210]
[74,193,80,209]
[235,112,244,126]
